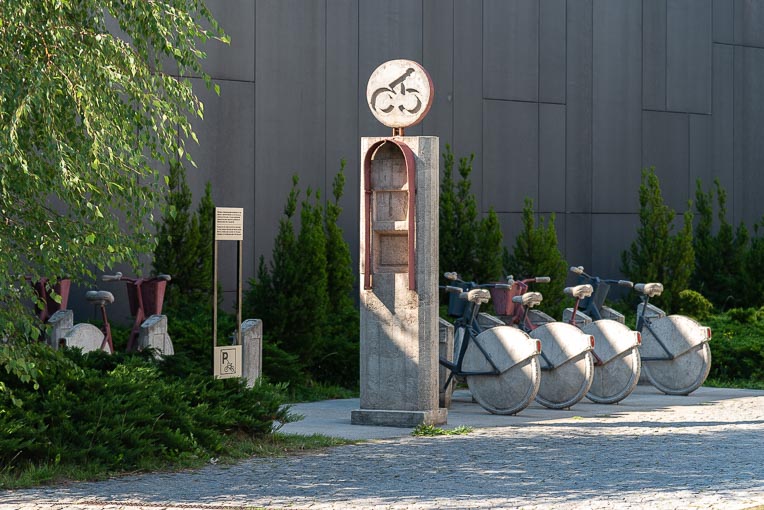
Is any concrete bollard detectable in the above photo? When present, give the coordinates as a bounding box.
[138,314,174,356]
[47,309,73,349]
[241,319,263,387]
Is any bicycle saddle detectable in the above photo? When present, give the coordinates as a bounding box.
[634,282,663,297]
[85,290,115,306]
[564,284,594,299]
[462,288,491,305]
[511,291,543,308]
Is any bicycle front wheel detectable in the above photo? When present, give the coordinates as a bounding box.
[640,315,712,395]
[587,346,641,404]
[531,322,595,410]
[463,326,541,415]
[583,319,642,404]
[643,341,711,396]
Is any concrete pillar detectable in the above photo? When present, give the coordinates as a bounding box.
[352,136,446,428]
[241,318,263,387]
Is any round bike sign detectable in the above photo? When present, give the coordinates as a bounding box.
[366,59,433,130]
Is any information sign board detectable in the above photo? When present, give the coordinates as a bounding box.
[215,207,244,241]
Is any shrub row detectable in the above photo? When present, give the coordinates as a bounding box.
[0,342,292,472]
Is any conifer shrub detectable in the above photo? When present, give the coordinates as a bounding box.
[677,289,713,321]
[246,176,306,383]
[245,163,359,388]
[503,198,568,318]
[0,342,292,474]
[743,221,764,308]
[317,161,359,387]
[439,144,504,283]
[692,179,748,309]
[621,167,694,313]
[153,161,215,311]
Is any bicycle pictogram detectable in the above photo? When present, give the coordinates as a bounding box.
[222,360,236,374]
[370,67,423,115]
[366,59,433,131]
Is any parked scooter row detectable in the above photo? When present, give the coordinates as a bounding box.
[439,266,712,415]
[30,273,174,356]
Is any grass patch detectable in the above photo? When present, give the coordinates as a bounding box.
[411,424,473,436]
[0,432,355,490]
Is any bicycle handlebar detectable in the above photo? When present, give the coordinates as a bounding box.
[102,272,123,281]
[442,271,509,290]
[442,285,463,294]
[569,266,633,288]
[101,272,172,283]
[534,276,551,283]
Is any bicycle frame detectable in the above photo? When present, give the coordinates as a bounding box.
[499,278,547,332]
[635,292,677,361]
[440,286,502,389]
[570,267,631,322]
[489,276,572,371]
[563,290,610,370]
[103,273,170,352]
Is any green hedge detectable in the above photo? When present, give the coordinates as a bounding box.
[706,311,764,383]
[0,342,293,473]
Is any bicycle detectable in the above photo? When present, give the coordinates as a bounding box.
[564,266,642,404]
[632,281,712,395]
[485,275,596,410]
[440,272,542,415]
[101,272,173,354]
[58,272,173,356]
[57,288,116,354]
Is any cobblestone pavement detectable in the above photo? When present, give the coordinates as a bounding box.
[2,387,763,510]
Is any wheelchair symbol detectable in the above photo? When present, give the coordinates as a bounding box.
[370,68,423,115]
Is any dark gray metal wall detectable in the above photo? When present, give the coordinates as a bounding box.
[189,0,764,296]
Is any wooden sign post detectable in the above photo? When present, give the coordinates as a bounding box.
[213,207,244,379]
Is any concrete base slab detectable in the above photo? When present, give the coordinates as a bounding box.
[351,408,447,428]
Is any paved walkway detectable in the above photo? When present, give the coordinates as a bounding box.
[2,385,764,510]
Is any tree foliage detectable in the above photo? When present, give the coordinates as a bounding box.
[621,167,694,312]
[503,198,568,317]
[439,144,504,283]
[0,1,226,338]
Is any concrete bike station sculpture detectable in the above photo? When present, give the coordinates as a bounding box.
[352,59,445,427]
